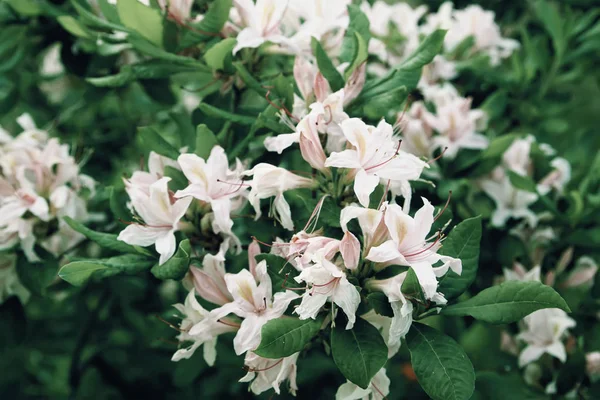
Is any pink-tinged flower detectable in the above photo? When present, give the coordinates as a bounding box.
[188,246,232,306]
[560,257,598,289]
[336,367,390,400]
[503,264,541,283]
[240,352,299,395]
[538,157,571,195]
[339,231,360,271]
[0,188,49,227]
[342,62,366,106]
[231,0,290,54]
[297,113,328,172]
[366,199,462,303]
[326,119,427,207]
[244,163,316,231]
[118,177,192,265]
[171,290,237,365]
[191,261,299,355]
[285,230,339,269]
[501,136,534,176]
[517,308,575,367]
[340,204,388,252]
[294,249,360,329]
[175,146,246,237]
[125,151,180,197]
[293,56,317,103]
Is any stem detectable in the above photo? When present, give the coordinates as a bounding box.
[539,50,563,98]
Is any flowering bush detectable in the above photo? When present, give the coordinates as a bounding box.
[1,0,600,399]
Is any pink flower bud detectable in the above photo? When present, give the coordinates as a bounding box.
[298,115,327,171]
[340,231,361,270]
[189,265,232,306]
[248,240,261,278]
[314,72,331,103]
[343,62,366,106]
[293,56,317,101]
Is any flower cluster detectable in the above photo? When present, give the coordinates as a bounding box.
[0,115,94,302]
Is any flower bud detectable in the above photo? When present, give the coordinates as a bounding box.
[298,115,327,172]
[340,231,361,270]
[248,240,261,278]
[293,56,316,101]
[343,62,366,106]
[314,72,331,103]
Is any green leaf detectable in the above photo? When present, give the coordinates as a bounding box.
[331,317,388,389]
[442,280,571,323]
[532,0,565,56]
[87,62,201,87]
[204,38,236,71]
[255,254,301,293]
[437,216,482,299]
[481,134,518,160]
[340,4,371,64]
[475,372,545,400]
[312,37,345,92]
[109,186,131,222]
[401,268,425,302]
[195,124,219,158]
[254,318,322,359]
[63,216,140,254]
[507,170,538,193]
[6,0,42,16]
[57,15,91,38]
[191,0,232,36]
[366,292,394,317]
[406,323,475,400]
[138,126,180,160]
[344,32,368,80]
[198,103,256,125]
[150,239,191,280]
[59,254,155,286]
[117,0,164,47]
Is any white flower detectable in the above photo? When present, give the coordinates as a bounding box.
[586,352,600,381]
[158,0,194,23]
[118,177,192,265]
[171,290,236,365]
[240,352,299,395]
[231,0,290,54]
[175,147,246,237]
[294,249,361,329]
[325,119,427,207]
[538,157,571,195]
[125,151,180,197]
[480,175,539,228]
[517,308,576,367]
[366,199,462,303]
[336,367,390,400]
[244,163,315,230]
[188,244,233,306]
[501,136,534,176]
[191,260,299,355]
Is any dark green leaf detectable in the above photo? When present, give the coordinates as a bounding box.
[198,103,256,125]
[151,239,192,280]
[255,254,301,293]
[401,268,425,302]
[331,317,388,389]
[138,126,180,160]
[406,323,475,400]
[254,318,322,358]
[442,281,571,323]
[63,216,141,254]
[312,37,345,91]
[367,292,394,317]
[437,217,482,299]
[204,38,236,71]
[507,170,538,193]
[195,124,219,158]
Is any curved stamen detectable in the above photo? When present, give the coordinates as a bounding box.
[404,232,443,258]
[428,147,448,164]
[265,90,300,123]
[434,191,452,222]
[365,140,402,172]
[245,358,284,372]
[218,319,241,329]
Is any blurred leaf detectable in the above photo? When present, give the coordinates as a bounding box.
[204,38,236,71]
[63,216,141,254]
[59,254,154,286]
[138,126,180,159]
[194,124,219,158]
[117,0,164,47]
[366,292,394,317]
[312,37,344,91]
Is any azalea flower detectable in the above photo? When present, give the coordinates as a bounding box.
[336,367,390,400]
[187,244,233,306]
[158,0,194,23]
[118,177,192,265]
[294,248,361,329]
[125,151,179,196]
[325,119,427,207]
[244,163,316,230]
[175,146,246,237]
[240,352,299,395]
[517,308,576,367]
[480,175,539,228]
[501,136,534,176]
[191,260,299,355]
[231,0,290,54]
[366,199,462,303]
[538,157,571,195]
[171,290,237,365]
